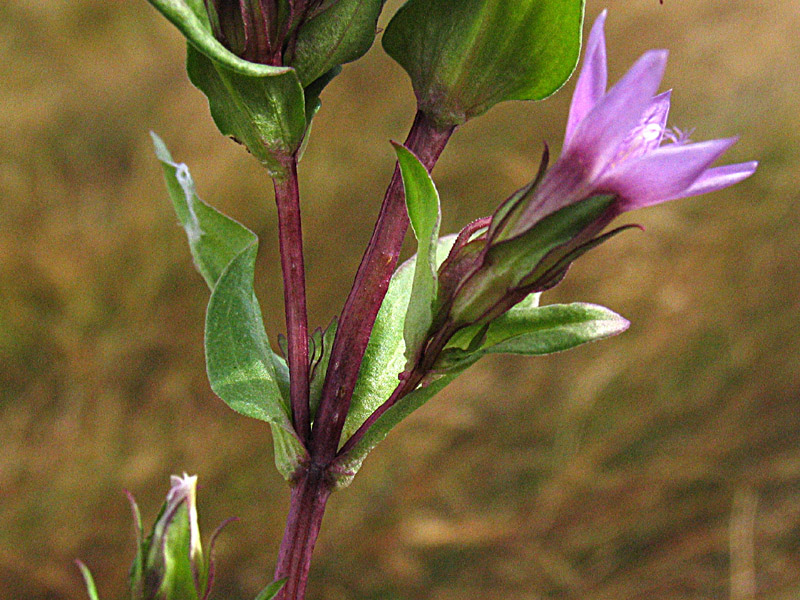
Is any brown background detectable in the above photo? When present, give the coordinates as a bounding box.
[1,1,798,599]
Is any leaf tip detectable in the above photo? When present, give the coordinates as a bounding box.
[150,131,173,164]
[75,560,100,600]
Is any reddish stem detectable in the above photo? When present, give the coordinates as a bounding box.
[336,320,458,459]
[273,466,333,600]
[274,157,311,445]
[272,112,454,600]
[310,111,455,464]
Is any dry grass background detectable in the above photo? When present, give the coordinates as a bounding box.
[1,0,799,599]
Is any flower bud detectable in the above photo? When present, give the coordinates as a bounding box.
[130,474,213,600]
[435,9,757,330]
[382,0,584,128]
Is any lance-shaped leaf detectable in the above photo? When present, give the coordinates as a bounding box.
[287,0,386,87]
[437,301,629,371]
[147,0,307,175]
[333,371,459,488]
[151,134,306,478]
[383,0,585,127]
[334,299,628,487]
[341,236,457,445]
[254,579,287,600]
[393,142,441,366]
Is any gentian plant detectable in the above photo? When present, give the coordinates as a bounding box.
[79,3,756,599]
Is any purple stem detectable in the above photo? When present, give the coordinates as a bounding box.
[273,466,332,600]
[270,112,455,600]
[310,111,455,465]
[273,156,311,445]
[336,320,458,459]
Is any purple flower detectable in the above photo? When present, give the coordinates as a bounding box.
[436,10,757,332]
[506,10,758,237]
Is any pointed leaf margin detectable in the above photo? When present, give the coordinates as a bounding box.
[393,142,441,366]
[340,236,457,445]
[151,134,306,478]
[255,579,287,600]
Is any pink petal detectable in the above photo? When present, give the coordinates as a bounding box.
[565,49,669,178]
[667,161,758,200]
[565,10,608,147]
[613,90,672,162]
[603,137,739,210]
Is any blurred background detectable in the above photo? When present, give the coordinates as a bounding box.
[1,0,798,598]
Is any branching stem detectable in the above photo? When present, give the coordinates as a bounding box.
[272,112,455,600]
[310,110,455,464]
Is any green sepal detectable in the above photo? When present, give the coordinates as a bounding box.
[127,492,145,597]
[287,0,386,86]
[437,301,629,372]
[76,561,101,600]
[155,503,198,600]
[393,142,441,367]
[519,223,641,291]
[490,194,614,281]
[450,194,614,326]
[383,0,585,127]
[151,134,307,478]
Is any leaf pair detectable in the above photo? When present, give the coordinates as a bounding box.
[147,0,385,175]
[152,133,307,479]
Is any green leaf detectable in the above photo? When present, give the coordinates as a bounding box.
[439,302,629,371]
[76,561,101,600]
[255,579,287,600]
[146,0,307,174]
[333,372,458,488]
[334,300,627,486]
[147,0,290,77]
[393,142,441,365]
[152,135,306,478]
[270,423,309,480]
[340,236,457,453]
[299,66,342,161]
[186,45,307,175]
[151,132,254,288]
[309,318,338,421]
[288,0,386,86]
[383,0,585,127]
[204,244,292,426]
